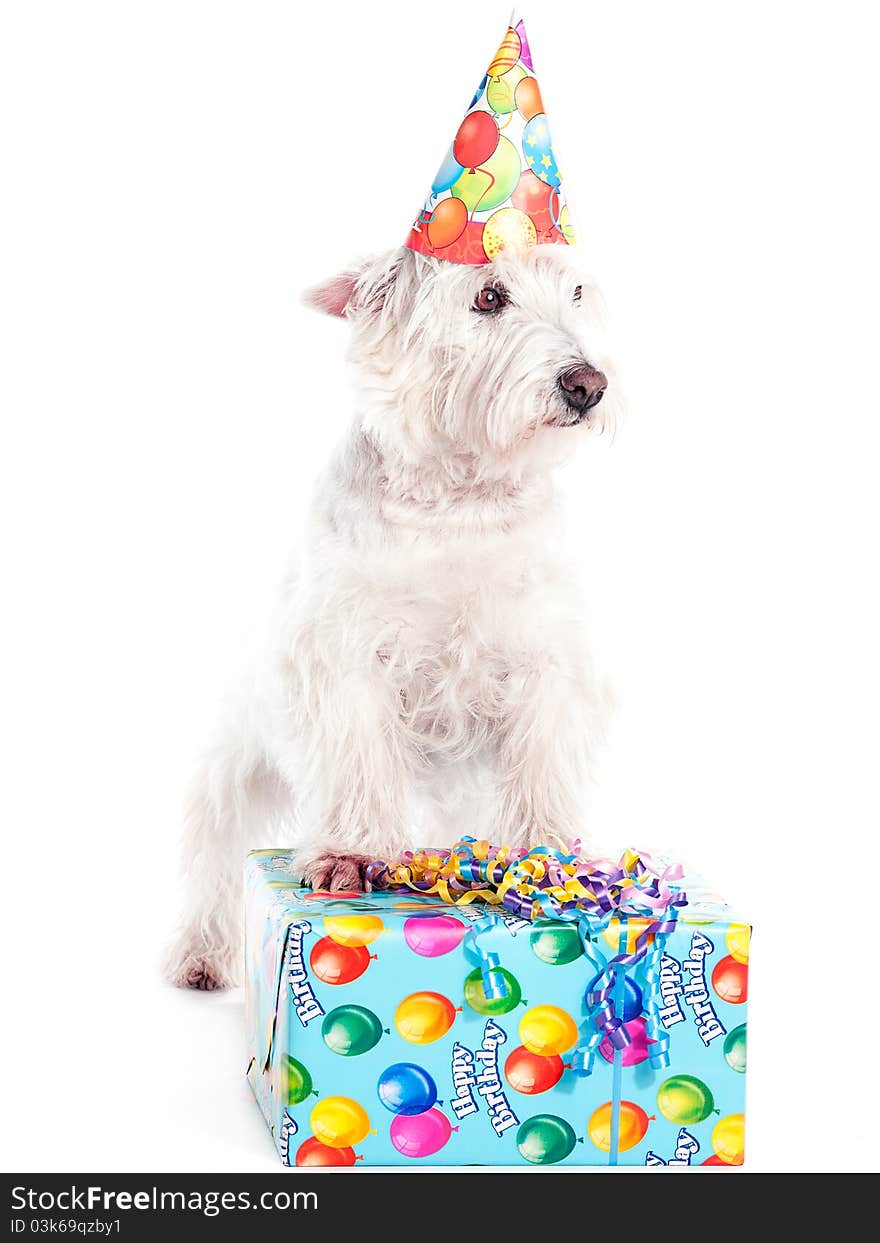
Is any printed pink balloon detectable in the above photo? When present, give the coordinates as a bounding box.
[598,1017,654,1067]
[403,914,468,957]
[389,1107,454,1158]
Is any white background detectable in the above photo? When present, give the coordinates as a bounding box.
[1,0,878,1175]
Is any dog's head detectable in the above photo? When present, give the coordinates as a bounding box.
[304,245,619,478]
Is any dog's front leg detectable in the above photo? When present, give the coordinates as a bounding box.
[492,659,605,850]
[293,668,414,890]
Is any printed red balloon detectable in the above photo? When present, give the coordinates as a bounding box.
[701,1153,738,1167]
[711,955,748,1005]
[504,1046,565,1095]
[453,111,499,170]
[511,169,558,238]
[295,1137,359,1167]
[426,197,468,251]
[309,936,372,986]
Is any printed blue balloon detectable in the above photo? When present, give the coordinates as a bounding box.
[468,74,488,110]
[377,1062,438,1117]
[522,112,561,188]
[431,144,464,197]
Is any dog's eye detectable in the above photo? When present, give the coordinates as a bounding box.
[473,286,507,313]
[573,284,583,304]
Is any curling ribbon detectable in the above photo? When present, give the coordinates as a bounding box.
[462,911,508,1001]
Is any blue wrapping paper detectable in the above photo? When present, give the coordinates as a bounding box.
[245,851,749,1167]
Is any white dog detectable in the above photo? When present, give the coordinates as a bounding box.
[166,242,618,990]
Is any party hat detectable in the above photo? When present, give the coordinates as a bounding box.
[405,14,575,265]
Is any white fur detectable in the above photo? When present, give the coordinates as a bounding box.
[165,243,620,989]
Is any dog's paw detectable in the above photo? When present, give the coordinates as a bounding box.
[164,932,238,991]
[174,956,227,991]
[302,852,376,893]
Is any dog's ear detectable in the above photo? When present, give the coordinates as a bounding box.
[301,250,407,319]
[301,270,359,318]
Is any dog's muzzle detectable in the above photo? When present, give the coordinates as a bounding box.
[557,364,607,419]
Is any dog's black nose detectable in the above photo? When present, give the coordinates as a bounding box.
[558,364,607,414]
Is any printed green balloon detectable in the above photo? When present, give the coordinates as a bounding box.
[724,1024,747,1074]
[463,966,522,1016]
[657,1074,715,1125]
[321,1005,383,1057]
[451,136,521,212]
[280,1055,313,1106]
[487,64,527,115]
[529,922,583,966]
[516,1114,577,1165]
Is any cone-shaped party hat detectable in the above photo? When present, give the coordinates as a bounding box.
[405,14,574,265]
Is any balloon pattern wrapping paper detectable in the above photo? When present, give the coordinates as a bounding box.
[245,851,748,1167]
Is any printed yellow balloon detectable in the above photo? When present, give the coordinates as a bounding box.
[712,1113,746,1165]
[323,914,383,948]
[726,923,750,964]
[602,916,656,954]
[588,1100,651,1153]
[487,27,522,78]
[482,208,537,260]
[310,1096,370,1148]
[558,203,575,244]
[487,64,527,115]
[519,1005,578,1057]
[394,991,457,1044]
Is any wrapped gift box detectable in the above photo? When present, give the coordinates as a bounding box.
[245,850,749,1168]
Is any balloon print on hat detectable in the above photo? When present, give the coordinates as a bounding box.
[519,1005,578,1057]
[588,1101,652,1153]
[487,63,527,117]
[425,198,469,252]
[598,1017,654,1067]
[310,1096,371,1148]
[403,914,467,957]
[394,991,459,1043]
[321,1005,385,1057]
[377,1063,438,1116]
[323,914,383,948]
[279,1055,315,1106]
[516,1114,576,1165]
[309,936,374,986]
[390,1108,455,1158]
[712,1113,745,1165]
[504,1046,566,1095]
[529,921,583,966]
[487,26,521,77]
[522,113,560,189]
[430,143,464,197]
[515,74,543,122]
[295,1137,360,1167]
[724,1024,747,1073]
[511,169,561,241]
[656,1075,715,1126]
[515,18,533,71]
[453,111,499,172]
[557,203,575,244]
[451,135,521,214]
[711,955,748,1004]
[463,966,522,1016]
[482,208,537,260]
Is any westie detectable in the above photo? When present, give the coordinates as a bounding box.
[166,242,618,989]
